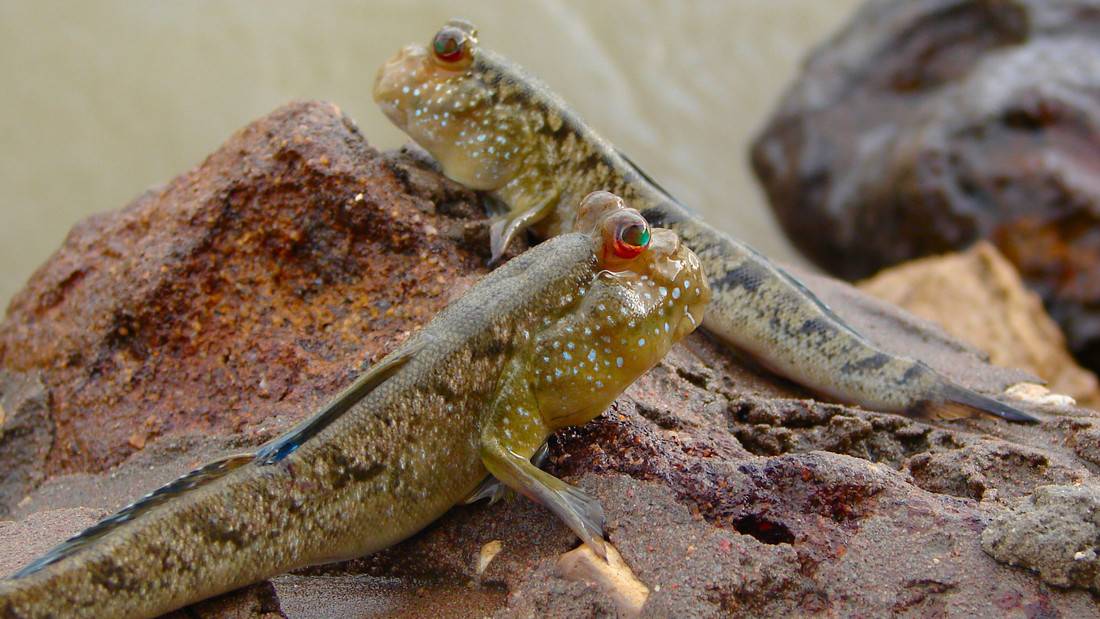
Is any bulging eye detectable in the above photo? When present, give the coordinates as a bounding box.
[611,217,651,259]
[432,27,469,64]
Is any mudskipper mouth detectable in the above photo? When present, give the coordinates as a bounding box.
[372,47,428,130]
[376,98,408,129]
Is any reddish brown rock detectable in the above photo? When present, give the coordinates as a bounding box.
[0,100,489,480]
[750,0,1100,372]
[2,101,1099,616]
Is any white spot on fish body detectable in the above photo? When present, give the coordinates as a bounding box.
[616,357,624,367]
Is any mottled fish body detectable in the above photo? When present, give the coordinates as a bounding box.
[0,192,709,618]
[373,19,1038,423]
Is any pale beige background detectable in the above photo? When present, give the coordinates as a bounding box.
[0,0,864,307]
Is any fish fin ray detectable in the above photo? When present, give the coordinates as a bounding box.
[921,382,1040,423]
[255,340,427,464]
[10,453,253,578]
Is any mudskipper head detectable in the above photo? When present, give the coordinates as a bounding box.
[374,19,531,191]
[530,191,710,429]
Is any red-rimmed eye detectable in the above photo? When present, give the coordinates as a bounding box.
[433,27,467,63]
[612,218,651,259]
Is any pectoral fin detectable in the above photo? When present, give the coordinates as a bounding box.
[489,171,559,263]
[480,437,606,559]
[464,443,550,505]
[478,354,607,558]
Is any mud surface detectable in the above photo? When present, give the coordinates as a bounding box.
[1,101,1098,616]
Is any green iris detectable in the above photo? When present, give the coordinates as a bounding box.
[433,31,462,59]
[619,222,650,249]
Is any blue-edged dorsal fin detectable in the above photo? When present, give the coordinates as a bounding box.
[254,340,427,465]
[10,453,253,579]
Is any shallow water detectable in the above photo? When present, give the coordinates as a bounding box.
[0,0,862,306]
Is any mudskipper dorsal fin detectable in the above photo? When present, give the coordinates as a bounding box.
[615,147,697,216]
[924,381,1041,423]
[254,340,426,465]
[10,453,254,578]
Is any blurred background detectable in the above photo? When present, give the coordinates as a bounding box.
[0,0,863,306]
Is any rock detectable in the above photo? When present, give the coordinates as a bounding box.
[555,543,649,618]
[859,241,1100,409]
[982,484,1100,593]
[750,0,1100,373]
[2,100,1100,615]
[0,99,488,484]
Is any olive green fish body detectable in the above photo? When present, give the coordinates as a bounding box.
[373,19,1038,423]
[0,197,709,618]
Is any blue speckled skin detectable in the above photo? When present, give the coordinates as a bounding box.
[0,192,709,619]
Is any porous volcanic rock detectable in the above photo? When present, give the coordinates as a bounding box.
[1,101,1099,617]
[0,99,491,481]
[750,0,1100,373]
[982,484,1100,593]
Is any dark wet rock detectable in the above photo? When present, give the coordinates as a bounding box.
[1,101,1099,616]
[982,484,1100,593]
[751,0,1100,373]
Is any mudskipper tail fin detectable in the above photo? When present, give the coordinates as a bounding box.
[921,381,1040,423]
